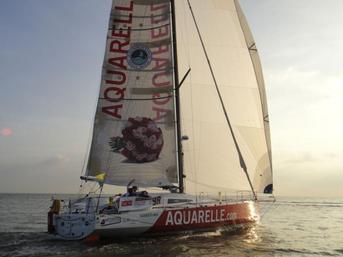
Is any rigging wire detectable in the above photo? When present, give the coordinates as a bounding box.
[178,0,197,195]
[260,198,279,220]
[185,178,239,193]
[78,180,98,196]
[80,126,93,177]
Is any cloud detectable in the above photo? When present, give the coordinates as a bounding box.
[37,154,71,166]
[281,152,318,165]
[323,153,339,159]
[268,68,343,155]
[275,151,342,167]
[275,166,343,197]
[0,153,81,193]
[267,67,329,109]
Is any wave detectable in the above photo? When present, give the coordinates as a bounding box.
[276,200,343,208]
[0,232,86,257]
[272,247,341,256]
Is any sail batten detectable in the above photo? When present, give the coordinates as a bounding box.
[107,24,171,32]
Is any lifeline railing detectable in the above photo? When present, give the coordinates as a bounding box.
[52,190,257,214]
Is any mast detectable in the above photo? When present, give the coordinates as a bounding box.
[170,0,184,193]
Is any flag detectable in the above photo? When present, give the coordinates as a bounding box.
[95,173,107,183]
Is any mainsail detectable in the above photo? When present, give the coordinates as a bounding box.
[86,0,179,187]
[175,0,273,194]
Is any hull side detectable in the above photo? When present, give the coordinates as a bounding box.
[94,201,258,238]
[147,201,258,234]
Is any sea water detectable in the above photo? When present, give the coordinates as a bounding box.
[0,194,342,257]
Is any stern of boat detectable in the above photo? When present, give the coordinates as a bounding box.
[48,198,97,240]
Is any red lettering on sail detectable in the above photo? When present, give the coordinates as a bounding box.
[104,87,126,101]
[108,57,127,69]
[152,58,170,70]
[152,25,169,39]
[152,45,169,55]
[151,12,169,24]
[149,3,173,123]
[105,70,126,85]
[109,40,130,53]
[153,72,171,87]
[100,1,134,119]
[114,14,132,24]
[115,1,133,11]
[151,3,168,11]
[152,107,170,122]
[153,93,171,105]
[111,26,131,38]
[102,105,123,119]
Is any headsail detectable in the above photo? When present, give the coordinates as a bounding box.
[86,0,179,188]
[234,0,273,193]
[175,0,273,194]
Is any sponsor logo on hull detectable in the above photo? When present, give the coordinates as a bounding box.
[148,202,257,233]
[165,208,237,226]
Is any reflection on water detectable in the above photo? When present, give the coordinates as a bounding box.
[0,194,343,257]
[0,227,261,257]
[242,226,260,244]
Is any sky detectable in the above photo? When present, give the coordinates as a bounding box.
[0,0,342,197]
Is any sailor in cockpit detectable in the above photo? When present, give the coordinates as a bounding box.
[123,185,150,198]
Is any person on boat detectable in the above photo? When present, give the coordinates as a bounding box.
[48,199,61,233]
[122,187,135,197]
[131,186,151,198]
[100,196,117,214]
[132,186,138,195]
[139,190,150,198]
[122,179,137,197]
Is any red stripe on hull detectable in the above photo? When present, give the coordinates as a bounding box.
[147,201,258,233]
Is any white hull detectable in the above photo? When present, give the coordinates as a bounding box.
[49,193,259,241]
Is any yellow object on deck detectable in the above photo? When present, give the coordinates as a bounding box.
[95,173,107,183]
[108,196,114,207]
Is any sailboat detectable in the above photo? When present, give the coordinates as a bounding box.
[47,0,274,240]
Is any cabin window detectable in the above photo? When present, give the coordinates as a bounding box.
[167,199,192,204]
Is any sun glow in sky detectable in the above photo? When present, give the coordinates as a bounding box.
[0,0,342,197]
[1,128,13,137]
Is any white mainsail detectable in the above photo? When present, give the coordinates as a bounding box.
[86,0,179,187]
[175,0,273,194]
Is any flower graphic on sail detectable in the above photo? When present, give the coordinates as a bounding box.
[109,117,164,163]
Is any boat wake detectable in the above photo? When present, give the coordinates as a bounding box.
[0,232,85,257]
